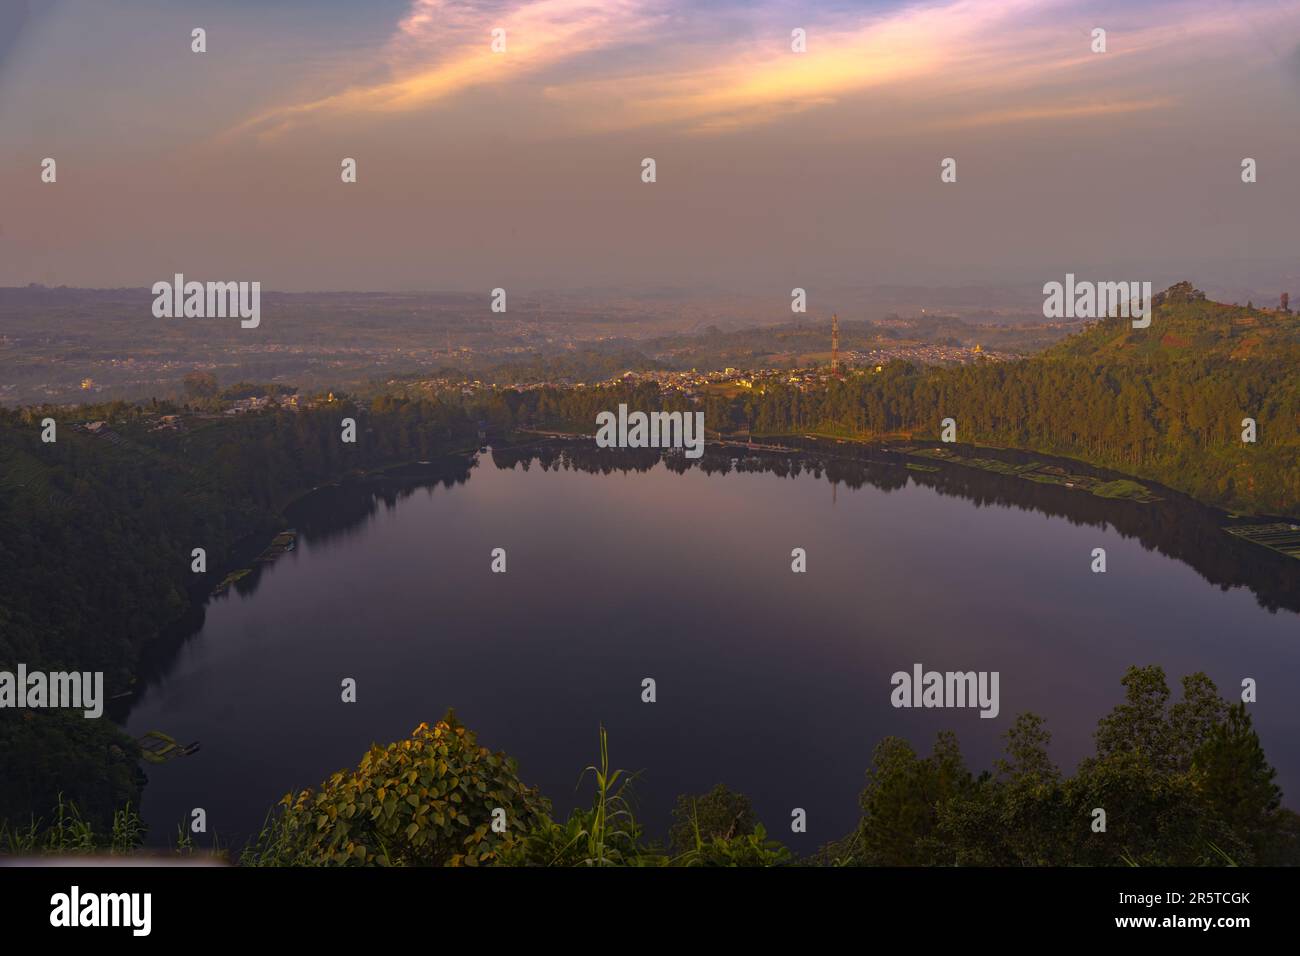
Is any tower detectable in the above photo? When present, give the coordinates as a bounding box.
[831,312,840,374]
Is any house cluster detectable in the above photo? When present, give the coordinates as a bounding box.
[852,343,1009,366]
[224,396,274,415]
[222,393,307,415]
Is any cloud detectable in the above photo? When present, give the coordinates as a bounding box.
[224,0,1289,141]
[231,0,665,139]
[937,97,1175,130]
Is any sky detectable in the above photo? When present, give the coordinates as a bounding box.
[1,0,1298,294]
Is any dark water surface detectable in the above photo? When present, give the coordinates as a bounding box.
[124,442,1300,850]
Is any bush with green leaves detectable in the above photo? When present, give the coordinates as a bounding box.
[668,783,758,856]
[244,713,548,866]
[680,824,792,867]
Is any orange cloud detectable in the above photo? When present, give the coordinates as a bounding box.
[231,0,663,138]
[225,0,1276,140]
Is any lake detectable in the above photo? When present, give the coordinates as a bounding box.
[123,440,1300,851]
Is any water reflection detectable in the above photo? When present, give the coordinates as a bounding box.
[120,439,1300,848]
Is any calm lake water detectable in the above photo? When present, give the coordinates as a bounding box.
[124,441,1300,850]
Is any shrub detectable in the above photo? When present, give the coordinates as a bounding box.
[668,784,758,856]
[683,825,792,867]
[244,713,548,866]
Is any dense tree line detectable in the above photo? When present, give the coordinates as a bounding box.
[453,289,1299,514]
[748,355,1298,513]
[837,666,1296,866]
[462,357,1298,516]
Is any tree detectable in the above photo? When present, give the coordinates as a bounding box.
[1191,702,1282,858]
[182,371,219,399]
[668,783,758,856]
[1093,665,1173,768]
[857,732,971,865]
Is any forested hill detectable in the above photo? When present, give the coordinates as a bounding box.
[730,284,1300,515]
[1046,282,1300,363]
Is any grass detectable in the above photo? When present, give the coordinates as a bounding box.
[1091,479,1153,500]
[0,794,145,856]
[577,725,638,866]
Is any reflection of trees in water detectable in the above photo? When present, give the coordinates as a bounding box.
[287,457,476,550]
[495,438,1300,616]
[131,437,1299,708]
[122,455,479,710]
[492,442,664,475]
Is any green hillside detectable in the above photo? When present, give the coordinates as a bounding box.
[1047,282,1300,363]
